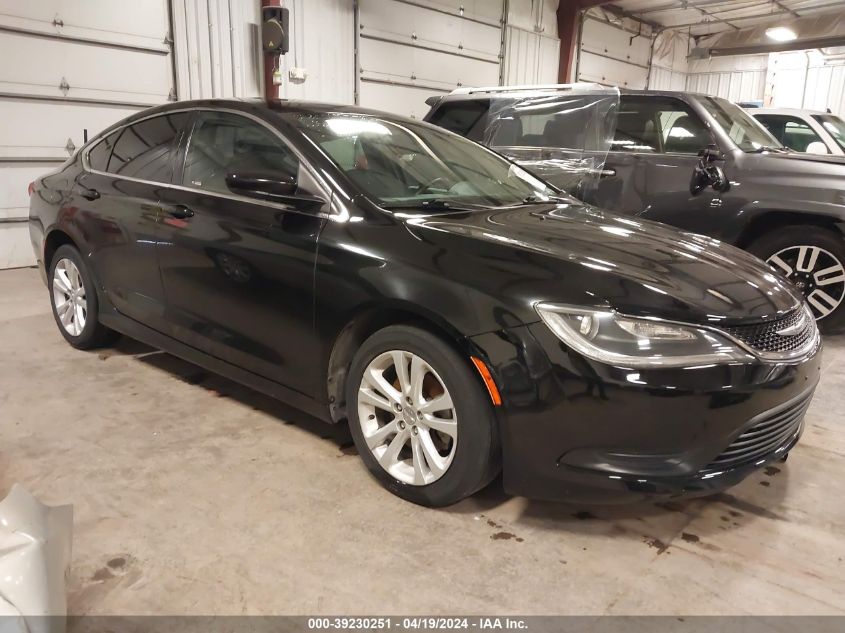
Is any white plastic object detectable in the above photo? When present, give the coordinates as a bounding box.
[0,485,73,633]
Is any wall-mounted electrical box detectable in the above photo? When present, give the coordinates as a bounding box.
[262,6,289,53]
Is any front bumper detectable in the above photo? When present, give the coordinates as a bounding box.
[470,323,822,504]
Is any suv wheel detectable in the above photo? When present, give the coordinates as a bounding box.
[346,325,500,506]
[749,226,845,333]
[49,244,119,349]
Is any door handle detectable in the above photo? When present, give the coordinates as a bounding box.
[598,168,617,178]
[79,187,100,201]
[163,205,194,219]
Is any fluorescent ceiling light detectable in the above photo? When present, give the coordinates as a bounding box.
[766,26,797,42]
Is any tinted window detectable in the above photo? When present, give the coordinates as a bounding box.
[755,115,825,152]
[182,112,299,195]
[812,114,845,152]
[613,97,711,154]
[427,100,489,140]
[107,113,188,181]
[86,130,120,172]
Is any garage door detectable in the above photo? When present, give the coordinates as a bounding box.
[357,0,504,119]
[0,0,174,269]
[576,15,652,89]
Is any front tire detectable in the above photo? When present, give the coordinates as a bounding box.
[346,325,500,507]
[749,226,845,333]
[49,244,119,349]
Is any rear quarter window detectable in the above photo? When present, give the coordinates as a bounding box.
[427,100,490,141]
[86,131,120,172]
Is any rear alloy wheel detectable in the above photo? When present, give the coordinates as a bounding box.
[52,258,88,337]
[48,244,119,349]
[750,226,845,333]
[346,325,500,506]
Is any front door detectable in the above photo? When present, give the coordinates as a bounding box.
[593,96,732,234]
[155,110,327,395]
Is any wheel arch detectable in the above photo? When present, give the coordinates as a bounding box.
[325,303,477,424]
[43,228,79,270]
[735,210,845,250]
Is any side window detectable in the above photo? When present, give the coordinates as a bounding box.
[86,130,120,172]
[758,115,824,152]
[754,115,787,145]
[107,113,188,181]
[182,112,299,195]
[427,100,489,141]
[613,97,712,154]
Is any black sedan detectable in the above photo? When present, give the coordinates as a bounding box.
[29,99,822,506]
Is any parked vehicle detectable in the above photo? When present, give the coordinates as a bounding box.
[30,99,820,506]
[750,108,845,156]
[425,86,845,332]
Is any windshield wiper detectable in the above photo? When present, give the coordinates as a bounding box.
[750,145,789,153]
[521,195,570,205]
[382,199,486,212]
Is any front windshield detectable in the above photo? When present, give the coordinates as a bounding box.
[699,97,783,152]
[284,111,559,210]
[812,114,845,152]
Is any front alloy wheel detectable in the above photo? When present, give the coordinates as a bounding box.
[358,350,458,486]
[346,325,500,506]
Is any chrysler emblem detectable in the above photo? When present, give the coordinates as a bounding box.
[775,311,807,337]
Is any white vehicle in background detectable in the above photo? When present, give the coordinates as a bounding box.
[750,108,845,156]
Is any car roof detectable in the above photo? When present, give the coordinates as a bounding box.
[750,107,831,116]
[434,86,714,104]
[109,97,430,131]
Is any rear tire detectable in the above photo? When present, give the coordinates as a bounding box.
[346,325,500,507]
[748,226,845,334]
[49,244,119,349]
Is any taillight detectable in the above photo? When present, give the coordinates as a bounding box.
[27,181,35,196]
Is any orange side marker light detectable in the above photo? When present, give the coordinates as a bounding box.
[470,356,502,406]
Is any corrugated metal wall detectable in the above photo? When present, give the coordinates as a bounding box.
[171,0,263,100]
[276,0,355,104]
[503,0,560,86]
[686,54,768,103]
[766,51,845,117]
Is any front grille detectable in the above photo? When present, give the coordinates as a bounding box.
[722,308,815,354]
[706,391,813,470]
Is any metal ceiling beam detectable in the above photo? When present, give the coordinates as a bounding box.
[688,1,742,31]
[772,0,801,17]
[667,0,843,30]
[633,0,771,16]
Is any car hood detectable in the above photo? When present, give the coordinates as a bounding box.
[408,202,803,326]
[759,151,845,167]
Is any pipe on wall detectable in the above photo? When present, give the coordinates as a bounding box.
[261,0,281,100]
[557,0,608,83]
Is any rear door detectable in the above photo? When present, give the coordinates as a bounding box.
[155,110,327,394]
[78,110,189,328]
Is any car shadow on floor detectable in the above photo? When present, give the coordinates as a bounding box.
[100,336,352,447]
[97,336,792,538]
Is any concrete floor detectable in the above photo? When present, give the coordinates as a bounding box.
[1,266,844,616]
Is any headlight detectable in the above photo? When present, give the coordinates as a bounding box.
[535,303,753,368]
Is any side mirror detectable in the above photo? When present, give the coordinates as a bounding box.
[690,145,730,195]
[806,141,829,155]
[226,171,298,197]
[225,171,326,211]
